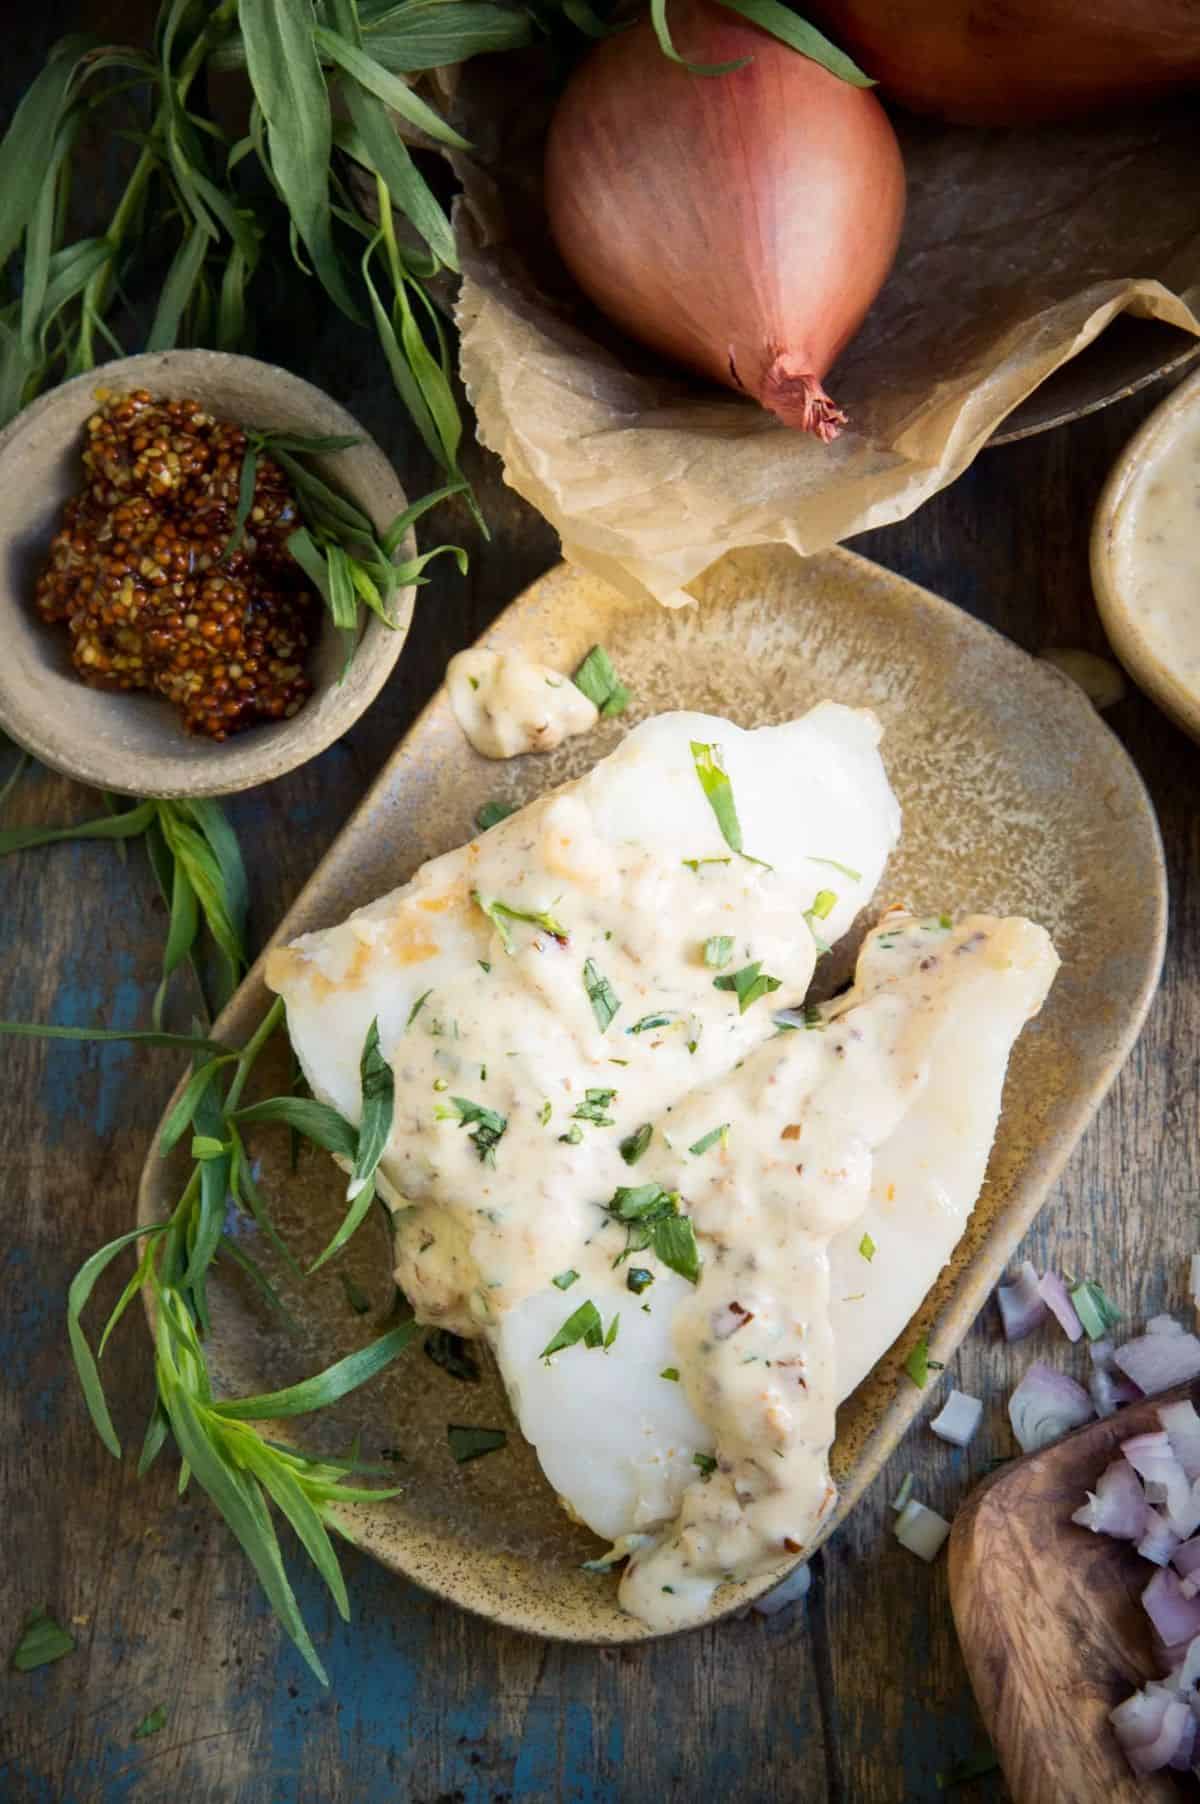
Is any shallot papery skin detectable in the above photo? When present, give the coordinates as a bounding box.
[543,2,905,440]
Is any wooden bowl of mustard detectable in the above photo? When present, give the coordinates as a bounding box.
[0,350,416,797]
[1091,366,1200,747]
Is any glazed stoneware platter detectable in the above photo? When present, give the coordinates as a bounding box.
[137,544,1166,1642]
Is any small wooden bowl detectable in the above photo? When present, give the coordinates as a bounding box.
[0,350,416,797]
[1091,365,1200,747]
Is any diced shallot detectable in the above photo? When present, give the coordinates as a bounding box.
[996,1259,1047,1341]
[930,1389,983,1448]
[752,1562,811,1617]
[1138,1507,1182,1568]
[1008,1362,1094,1452]
[1114,1330,1200,1394]
[1111,1689,1193,1775]
[1071,1458,1148,1541]
[1089,1366,1141,1419]
[1159,1399,1200,1482]
[1122,1433,1200,1538]
[1038,1270,1083,1342]
[893,1498,951,1561]
[1173,1538,1200,1581]
[1143,1568,1200,1648]
[1089,1338,1116,1371]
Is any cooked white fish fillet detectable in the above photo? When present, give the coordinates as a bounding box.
[826,913,1059,1400]
[265,704,1053,1630]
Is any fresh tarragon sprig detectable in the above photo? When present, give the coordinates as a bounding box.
[6,997,406,1684]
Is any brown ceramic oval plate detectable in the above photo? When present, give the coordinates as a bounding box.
[137,545,1166,1642]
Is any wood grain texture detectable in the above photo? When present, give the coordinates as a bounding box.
[2,5,1200,1801]
[949,1385,1196,1804]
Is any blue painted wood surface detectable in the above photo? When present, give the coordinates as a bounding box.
[3,8,1200,1802]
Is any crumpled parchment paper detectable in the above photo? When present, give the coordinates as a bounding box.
[450,67,1200,607]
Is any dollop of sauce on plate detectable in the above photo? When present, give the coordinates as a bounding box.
[1111,410,1200,695]
[447,648,598,758]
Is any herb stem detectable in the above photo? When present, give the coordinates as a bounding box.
[225,996,285,1115]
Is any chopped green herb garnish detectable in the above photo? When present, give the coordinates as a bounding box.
[603,1183,702,1285]
[572,644,630,717]
[661,1366,680,1382]
[475,800,517,833]
[693,1451,718,1477]
[424,1329,480,1384]
[1070,1279,1122,1340]
[604,1313,620,1349]
[859,1232,876,1262]
[552,1268,580,1291]
[538,1100,552,1127]
[703,934,735,969]
[447,1424,507,1464]
[808,856,862,882]
[803,889,838,954]
[541,1299,604,1359]
[620,1122,653,1165]
[559,1123,583,1145]
[904,1338,935,1389]
[627,1013,672,1035]
[406,989,432,1029]
[713,960,782,1014]
[10,1609,75,1672]
[682,856,733,873]
[439,1096,508,1165]
[132,1704,167,1741]
[627,1267,655,1294]
[690,740,742,851]
[583,958,621,1031]
[688,1124,729,1157]
[478,960,491,974]
[572,1087,618,1126]
[474,891,568,953]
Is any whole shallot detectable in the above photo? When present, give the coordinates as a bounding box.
[543,2,906,440]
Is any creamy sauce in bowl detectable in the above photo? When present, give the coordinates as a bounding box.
[447,647,598,758]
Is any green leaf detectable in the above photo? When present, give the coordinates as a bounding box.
[213,1318,422,1420]
[474,891,568,952]
[441,1095,507,1166]
[689,740,744,855]
[307,1173,378,1274]
[223,437,260,559]
[382,481,467,558]
[447,1424,507,1464]
[0,34,95,269]
[619,1123,652,1166]
[227,1427,350,1620]
[688,1124,728,1157]
[710,0,875,85]
[152,852,200,1031]
[233,1094,360,1162]
[346,1018,394,1202]
[652,1214,701,1285]
[361,237,449,475]
[362,3,533,70]
[712,960,782,1013]
[132,1704,167,1740]
[0,797,156,856]
[540,1299,603,1360]
[238,0,359,320]
[0,1022,226,1051]
[157,805,245,985]
[808,855,862,882]
[904,1337,932,1389]
[703,935,734,969]
[571,644,630,716]
[146,223,210,352]
[68,1223,170,1458]
[313,26,470,150]
[158,1372,328,1684]
[626,1013,672,1035]
[582,957,621,1032]
[336,87,457,272]
[10,1608,76,1672]
[284,524,334,609]
[649,0,749,73]
[552,1269,580,1291]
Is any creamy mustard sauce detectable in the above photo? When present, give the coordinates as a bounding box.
[447,647,598,758]
[1114,413,1200,691]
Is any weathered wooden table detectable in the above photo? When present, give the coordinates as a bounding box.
[3,17,1200,1803]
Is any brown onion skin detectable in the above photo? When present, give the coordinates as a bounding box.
[806,0,1200,124]
[543,2,906,438]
